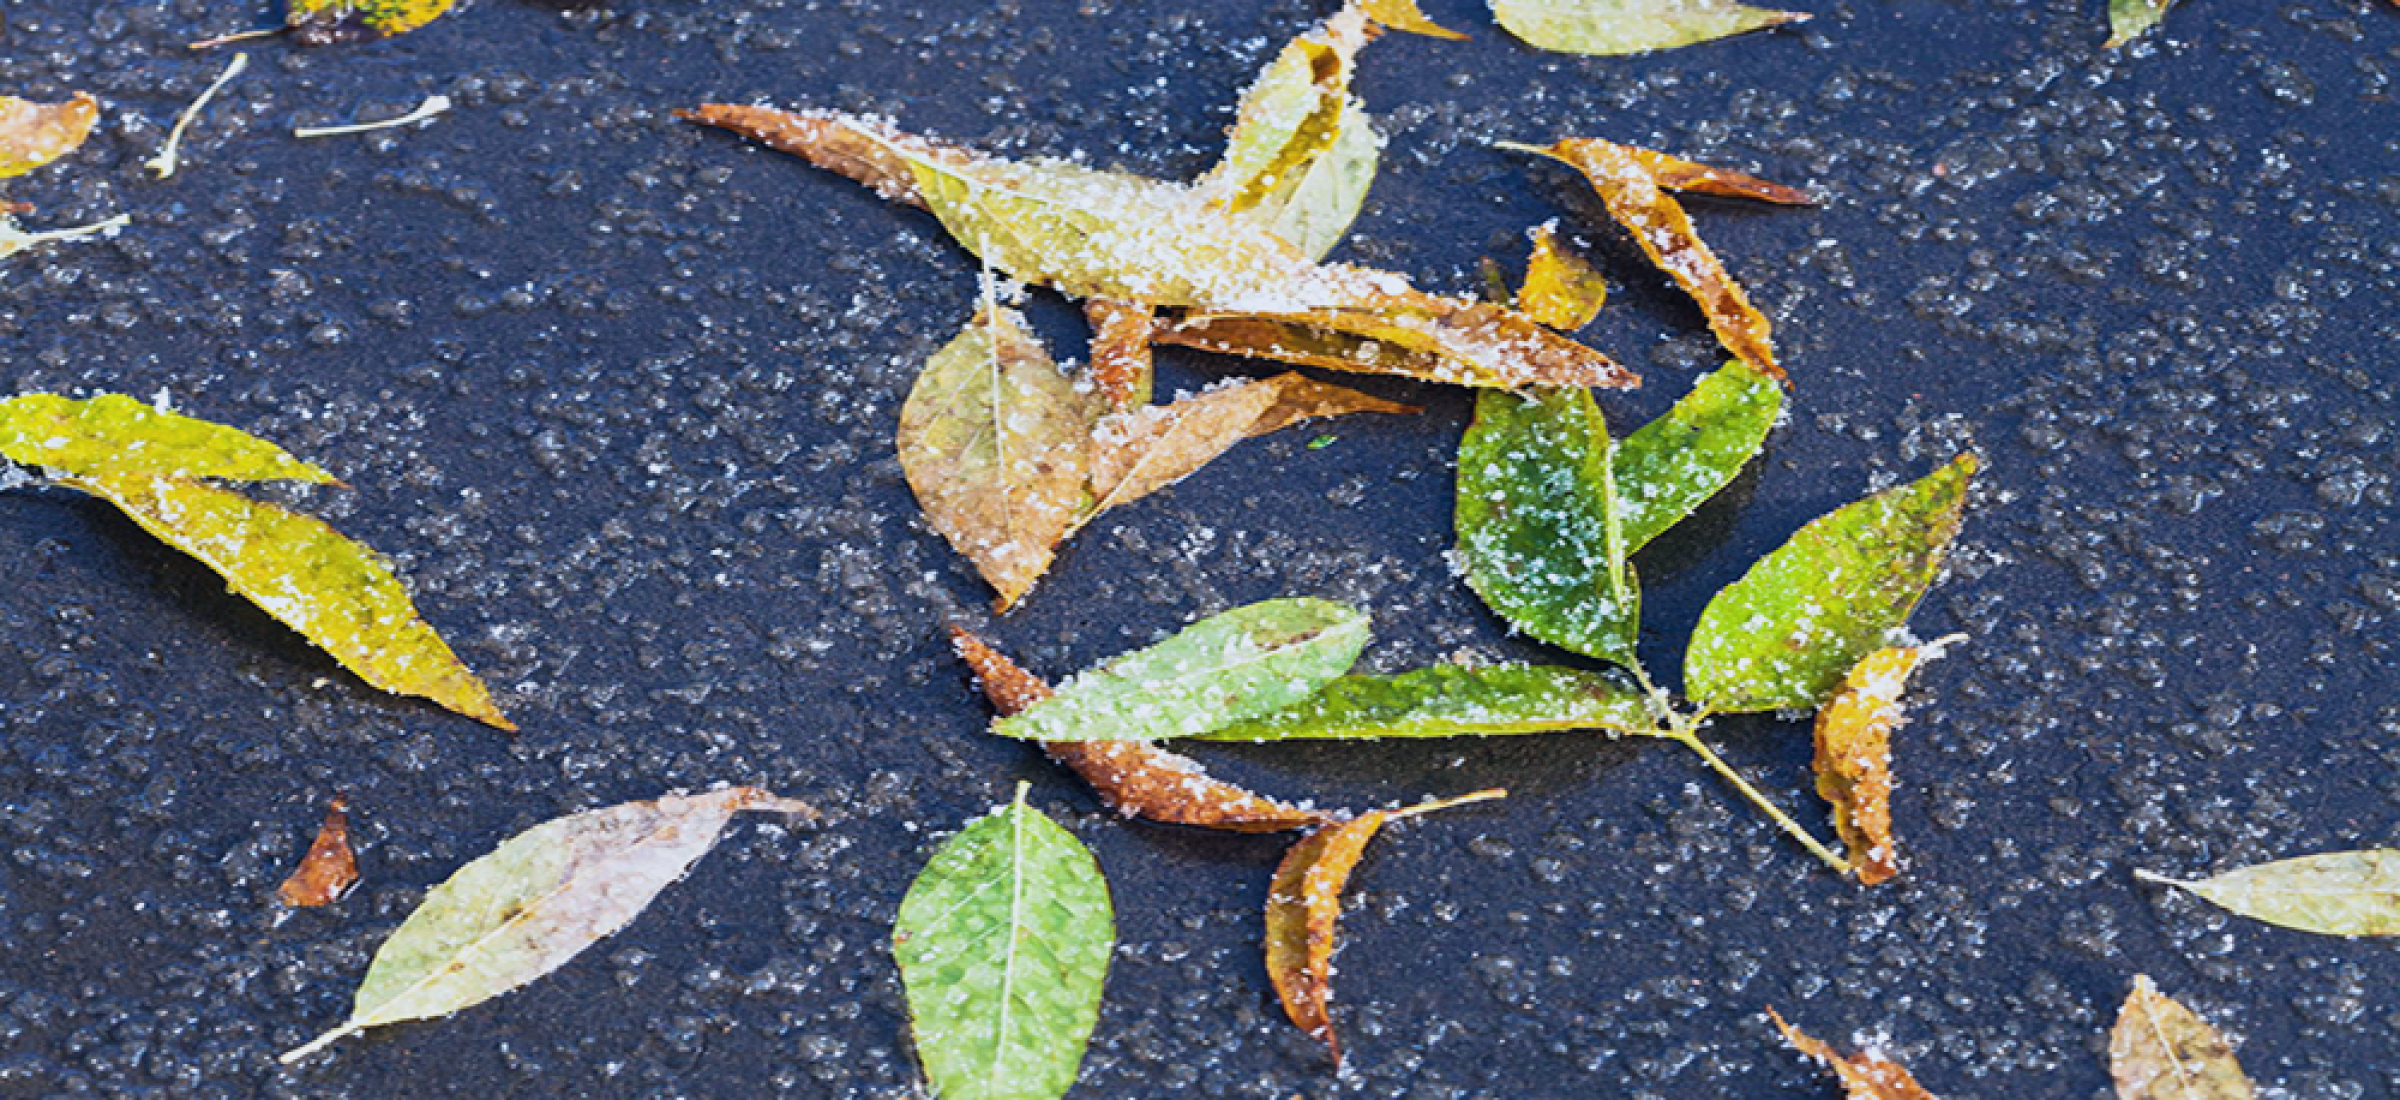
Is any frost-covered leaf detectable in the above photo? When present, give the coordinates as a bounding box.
[898,305,1105,611]
[1162,297,1632,390]
[1457,387,1638,666]
[56,472,511,729]
[0,394,341,484]
[1619,146,1814,204]
[1812,641,1960,886]
[2137,851,2400,937]
[993,599,1371,743]
[281,788,813,1062]
[1516,224,1608,330]
[1200,663,1654,741]
[1083,373,1415,520]
[0,211,127,261]
[1770,1008,1945,1099]
[1266,790,1504,1060]
[953,628,1333,832]
[1202,6,1383,261]
[2106,0,2182,47]
[1491,0,1806,55]
[0,92,98,179]
[1686,455,1976,713]
[1612,360,1782,555]
[287,0,462,45]
[1083,298,1156,410]
[1513,137,1787,381]
[277,797,360,909]
[895,784,1113,1100]
[2109,976,2256,1100]
[1361,0,1472,38]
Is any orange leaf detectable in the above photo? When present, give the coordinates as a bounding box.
[0,92,99,179]
[1168,292,1636,390]
[1084,298,1156,410]
[674,104,925,205]
[1811,638,1959,885]
[277,797,360,908]
[1265,789,1506,1060]
[1516,223,1609,330]
[1770,1008,1944,1099]
[1622,146,1815,205]
[1083,373,1416,520]
[950,627,1334,832]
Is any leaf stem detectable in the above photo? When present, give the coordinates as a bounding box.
[1662,714,1850,875]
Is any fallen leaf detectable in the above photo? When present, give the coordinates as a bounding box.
[1611,360,1783,554]
[0,394,342,484]
[1511,137,1787,381]
[1685,454,1976,713]
[278,797,360,908]
[1201,5,1383,261]
[1515,223,1608,330]
[2109,975,2257,1100]
[287,0,463,45]
[1199,662,1655,741]
[1360,0,1472,38]
[1163,296,1632,390]
[0,92,99,179]
[1456,386,1638,667]
[1266,789,1506,1060]
[1082,373,1416,520]
[1811,640,1961,885]
[993,598,1371,743]
[280,787,814,1062]
[1083,298,1156,410]
[0,211,126,262]
[952,627,1333,832]
[1619,147,1815,205]
[1770,1008,1944,1099]
[2107,0,2182,47]
[1491,0,1807,56]
[2137,851,2400,936]
[895,783,1113,1100]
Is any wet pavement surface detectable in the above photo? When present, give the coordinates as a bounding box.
[2,0,2397,1096]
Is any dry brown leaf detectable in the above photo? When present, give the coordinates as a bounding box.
[1770,1008,1944,1099]
[277,797,360,908]
[1811,638,1959,885]
[1167,293,1634,390]
[1084,298,1156,410]
[1265,789,1506,1060]
[676,104,926,204]
[0,93,99,179]
[1623,146,1815,204]
[2110,976,2258,1100]
[1083,373,1416,520]
[950,627,1334,832]
[1516,223,1609,330]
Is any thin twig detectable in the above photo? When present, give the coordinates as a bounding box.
[148,52,249,179]
[294,95,453,140]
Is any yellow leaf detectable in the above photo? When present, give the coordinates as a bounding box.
[2109,976,2257,1100]
[0,92,98,179]
[1200,5,1383,260]
[1492,0,1806,56]
[1811,639,1959,885]
[1360,0,1471,38]
[1516,223,1608,330]
[287,0,462,45]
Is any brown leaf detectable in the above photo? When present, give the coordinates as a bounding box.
[674,104,926,205]
[1515,137,1787,383]
[950,627,1334,832]
[1265,789,1506,1060]
[1084,298,1156,410]
[1083,373,1416,520]
[1770,1009,1944,1099]
[1516,223,1609,330]
[0,92,99,179]
[277,797,360,908]
[2110,975,2258,1100]
[1167,292,1635,390]
[1622,146,1815,205]
[1811,638,1959,885]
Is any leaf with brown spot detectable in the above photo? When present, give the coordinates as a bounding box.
[1084,298,1156,410]
[1081,373,1416,521]
[951,627,1334,832]
[1515,223,1608,330]
[278,797,361,908]
[1361,0,1471,38]
[1770,1008,1944,1099]
[0,92,99,179]
[2109,975,2257,1100]
[1266,789,1506,1060]
[1811,638,1961,885]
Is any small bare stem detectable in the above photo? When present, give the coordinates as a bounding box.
[294,95,453,140]
[148,52,249,179]
[190,27,282,50]
[1664,719,1850,874]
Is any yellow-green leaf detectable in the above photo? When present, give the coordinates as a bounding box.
[2109,975,2257,1100]
[1457,387,1638,667]
[1491,0,1807,56]
[1612,360,1782,555]
[281,788,813,1062]
[1516,223,1608,330]
[0,92,99,179]
[1201,6,1382,261]
[1199,663,1654,741]
[2106,0,2181,47]
[0,394,340,484]
[287,0,462,45]
[2138,851,2400,936]
[56,472,511,729]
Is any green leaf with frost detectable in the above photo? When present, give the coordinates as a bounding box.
[0,393,340,483]
[993,598,1371,742]
[1200,6,1382,261]
[1490,0,1808,56]
[2106,0,2181,47]
[2138,851,2400,937]
[1199,663,1655,741]
[895,784,1114,1100]
[1684,454,1976,712]
[1612,361,1781,555]
[1456,387,1638,667]
[281,788,814,1062]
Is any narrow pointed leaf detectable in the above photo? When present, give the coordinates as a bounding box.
[1201,7,1382,261]
[278,797,360,909]
[2107,0,2181,47]
[1492,0,1807,55]
[2109,976,2257,1100]
[1083,298,1156,410]
[1082,373,1415,520]
[1361,0,1472,38]
[952,627,1333,832]
[1457,387,1638,666]
[0,394,341,484]
[58,473,512,729]
[1686,455,1976,713]
[281,788,814,1062]
[1266,790,1505,1060]
[1164,297,1634,390]
[2137,851,2400,936]
[992,598,1371,743]
[898,305,1104,611]
[1770,1009,1945,1099]
[1620,147,1814,205]
[1516,224,1609,330]
[288,0,462,45]
[1811,641,1960,885]
[895,785,1114,1100]
[0,93,99,179]
[1199,663,1654,741]
[1612,360,1782,555]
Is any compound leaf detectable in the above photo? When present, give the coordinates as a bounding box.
[1200,663,1654,741]
[2138,851,2400,937]
[1491,0,1806,55]
[1457,387,1638,667]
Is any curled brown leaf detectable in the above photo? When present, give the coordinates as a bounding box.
[1770,1008,1944,1099]
[277,797,360,908]
[1623,147,1815,205]
[1084,298,1157,410]
[1811,638,1960,885]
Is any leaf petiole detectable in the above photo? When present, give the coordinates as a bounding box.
[1661,713,1851,875]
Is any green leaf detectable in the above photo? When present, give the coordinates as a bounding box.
[0,393,340,483]
[992,598,1371,742]
[895,784,1114,1100]
[281,788,814,1062]
[1490,0,1808,56]
[1612,361,1782,555]
[2106,0,2181,47]
[1198,663,1655,741]
[288,0,462,45]
[57,472,511,729]
[1684,454,1977,713]
[2138,851,2400,937]
[1456,387,1638,667]
[1200,6,1383,262]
